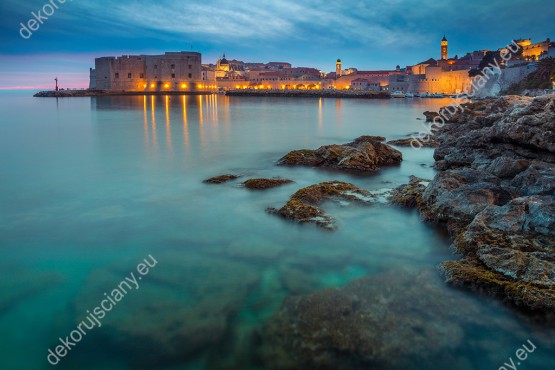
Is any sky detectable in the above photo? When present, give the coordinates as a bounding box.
[0,0,553,90]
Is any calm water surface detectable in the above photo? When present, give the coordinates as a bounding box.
[0,92,553,369]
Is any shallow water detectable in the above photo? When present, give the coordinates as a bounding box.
[0,92,553,369]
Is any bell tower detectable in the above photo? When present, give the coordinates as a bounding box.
[336,58,342,79]
[441,35,448,60]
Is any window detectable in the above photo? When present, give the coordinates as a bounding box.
[140,73,144,78]
[115,73,119,79]
[189,64,192,69]
[188,73,192,78]
[171,73,176,78]
[171,64,175,69]
[154,65,158,69]
[128,73,132,78]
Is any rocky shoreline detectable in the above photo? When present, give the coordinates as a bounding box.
[394,95,555,313]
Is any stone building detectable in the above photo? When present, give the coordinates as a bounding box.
[90,51,202,91]
[516,38,554,60]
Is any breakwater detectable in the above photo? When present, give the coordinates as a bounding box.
[33,90,214,97]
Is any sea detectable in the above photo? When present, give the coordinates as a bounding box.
[0,91,553,370]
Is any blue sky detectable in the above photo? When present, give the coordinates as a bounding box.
[0,0,553,89]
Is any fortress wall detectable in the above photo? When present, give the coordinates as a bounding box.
[93,52,202,91]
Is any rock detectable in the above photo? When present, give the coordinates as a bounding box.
[419,95,555,312]
[243,178,293,190]
[388,176,430,208]
[510,161,555,196]
[483,156,530,178]
[448,196,555,303]
[278,136,402,173]
[387,137,439,148]
[267,181,374,230]
[423,110,440,122]
[441,259,555,312]
[0,267,65,315]
[278,265,317,295]
[203,174,241,184]
[72,252,259,365]
[421,169,511,232]
[258,269,519,370]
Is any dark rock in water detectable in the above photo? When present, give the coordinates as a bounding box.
[243,178,294,190]
[203,174,241,184]
[388,176,430,208]
[267,181,374,230]
[278,136,402,173]
[387,137,439,148]
[73,252,259,365]
[423,110,440,122]
[0,267,65,315]
[258,269,525,370]
[418,95,555,312]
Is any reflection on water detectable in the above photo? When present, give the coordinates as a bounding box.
[0,93,554,370]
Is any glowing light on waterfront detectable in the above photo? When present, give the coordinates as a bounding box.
[165,95,173,154]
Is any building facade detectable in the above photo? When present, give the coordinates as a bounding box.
[90,52,202,91]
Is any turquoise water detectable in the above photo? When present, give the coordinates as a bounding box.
[0,92,553,369]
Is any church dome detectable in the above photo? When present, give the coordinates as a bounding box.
[442,35,447,41]
[337,58,341,62]
[220,55,229,65]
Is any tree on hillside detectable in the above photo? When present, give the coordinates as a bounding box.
[469,51,502,77]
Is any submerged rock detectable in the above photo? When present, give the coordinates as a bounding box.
[258,269,524,370]
[388,175,430,208]
[418,95,555,312]
[72,252,259,365]
[243,178,294,190]
[0,267,65,315]
[203,174,241,184]
[277,136,402,173]
[267,181,374,230]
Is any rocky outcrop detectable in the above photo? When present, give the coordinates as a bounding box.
[278,136,402,173]
[258,269,528,370]
[203,174,241,184]
[423,110,440,122]
[388,176,430,208]
[417,95,555,312]
[267,181,374,230]
[243,178,293,190]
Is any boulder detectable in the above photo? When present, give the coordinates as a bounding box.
[243,178,293,190]
[203,174,241,184]
[278,136,402,173]
[267,181,374,230]
[388,176,430,208]
[258,269,524,370]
